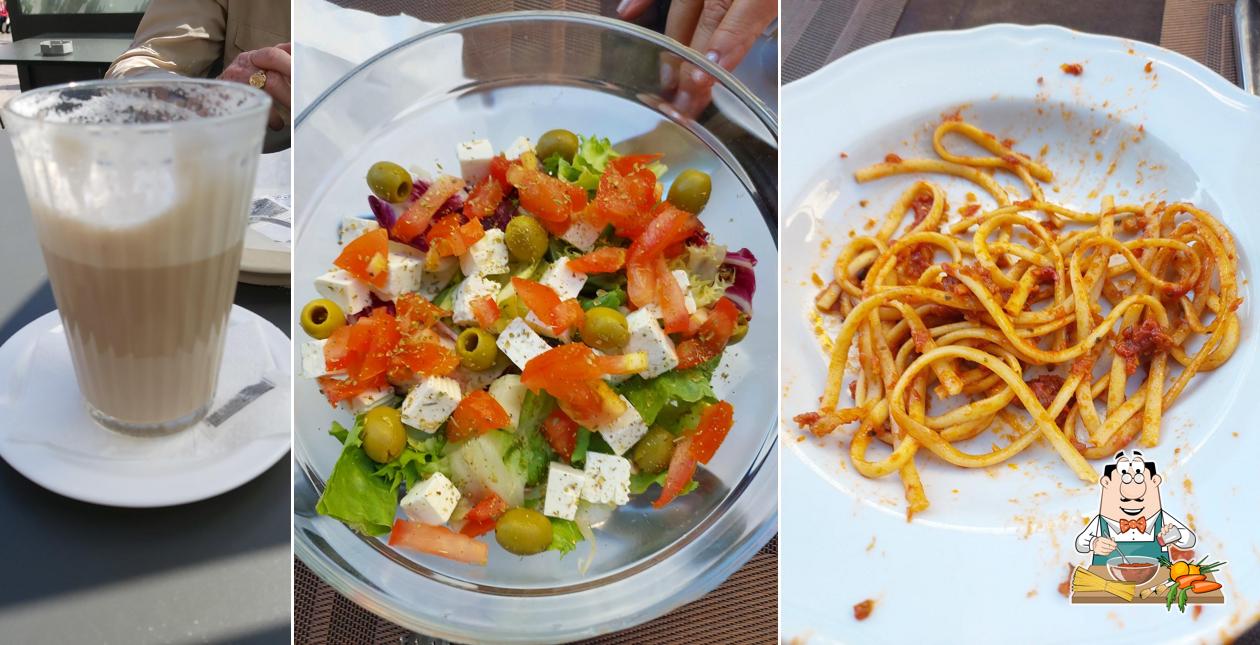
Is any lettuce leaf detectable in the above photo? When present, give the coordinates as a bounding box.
[315,420,397,536]
[616,356,721,426]
[580,287,627,311]
[548,517,585,554]
[544,135,667,192]
[505,390,555,486]
[629,470,699,497]
[374,434,450,493]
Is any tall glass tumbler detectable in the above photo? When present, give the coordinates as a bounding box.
[2,80,271,436]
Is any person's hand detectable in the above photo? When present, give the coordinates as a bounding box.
[218,43,292,131]
[1091,536,1117,556]
[619,0,776,116]
[1158,524,1181,545]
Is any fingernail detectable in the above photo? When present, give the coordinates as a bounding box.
[706,50,721,66]
[691,67,709,85]
[674,91,692,114]
[616,0,632,16]
[660,62,676,91]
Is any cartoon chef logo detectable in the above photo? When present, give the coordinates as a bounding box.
[1075,450,1194,563]
[1068,451,1227,611]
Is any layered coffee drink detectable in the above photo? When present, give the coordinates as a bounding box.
[5,80,270,435]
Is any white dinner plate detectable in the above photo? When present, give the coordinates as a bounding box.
[780,25,1260,643]
[0,306,292,508]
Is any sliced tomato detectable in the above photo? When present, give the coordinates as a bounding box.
[446,390,512,442]
[554,299,585,334]
[390,339,458,380]
[676,297,740,369]
[687,401,734,464]
[592,154,660,238]
[568,247,627,274]
[470,295,500,329]
[394,175,465,242]
[511,277,566,334]
[625,254,658,309]
[506,159,586,223]
[628,203,700,263]
[460,493,508,537]
[323,322,371,373]
[653,435,698,509]
[395,293,447,333]
[464,176,505,220]
[333,227,389,288]
[519,344,631,427]
[316,373,386,406]
[426,215,485,260]
[388,519,488,566]
[542,408,579,461]
[356,308,400,381]
[488,154,511,187]
[594,351,648,375]
[654,256,690,334]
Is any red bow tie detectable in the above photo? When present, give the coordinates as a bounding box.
[1119,517,1147,533]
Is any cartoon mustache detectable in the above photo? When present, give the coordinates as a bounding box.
[1119,497,1145,502]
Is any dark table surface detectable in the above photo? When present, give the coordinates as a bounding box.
[894,0,1164,42]
[0,33,133,65]
[0,134,292,645]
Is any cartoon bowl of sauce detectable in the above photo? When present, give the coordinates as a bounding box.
[1106,555,1160,585]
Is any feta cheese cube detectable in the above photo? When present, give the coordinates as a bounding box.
[625,309,679,378]
[543,462,586,520]
[456,139,494,183]
[315,269,373,315]
[452,275,500,325]
[388,240,424,259]
[497,318,552,369]
[487,374,528,430]
[504,136,534,160]
[400,376,462,432]
[560,220,601,252]
[418,256,458,300]
[450,355,508,394]
[525,258,588,334]
[593,398,650,455]
[347,385,393,414]
[372,252,424,301]
[401,472,461,525]
[670,269,698,314]
[339,217,380,245]
[459,228,509,277]
[300,339,342,378]
[581,452,632,505]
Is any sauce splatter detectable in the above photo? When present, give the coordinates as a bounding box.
[853,599,875,621]
[1061,63,1084,76]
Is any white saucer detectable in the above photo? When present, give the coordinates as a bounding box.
[0,306,292,508]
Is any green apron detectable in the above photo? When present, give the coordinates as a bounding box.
[1091,512,1164,566]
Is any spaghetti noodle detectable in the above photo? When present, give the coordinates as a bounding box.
[797,119,1242,518]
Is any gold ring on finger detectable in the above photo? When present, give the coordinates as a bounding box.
[249,70,267,89]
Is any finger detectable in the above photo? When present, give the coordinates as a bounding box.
[673,0,736,115]
[257,69,291,111]
[616,0,654,20]
[698,0,775,72]
[268,109,284,131]
[672,82,711,118]
[665,0,706,46]
[275,42,292,54]
[660,0,705,97]
[248,47,291,77]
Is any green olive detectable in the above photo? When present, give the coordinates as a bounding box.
[362,406,406,464]
[366,161,412,203]
[667,169,712,214]
[729,313,750,345]
[535,129,580,163]
[456,327,499,371]
[632,426,676,474]
[494,507,553,556]
[581,307,630,353]
[505,216,549,263]
[300,298,347,339]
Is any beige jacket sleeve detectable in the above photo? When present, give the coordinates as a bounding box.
[105,0,228,80]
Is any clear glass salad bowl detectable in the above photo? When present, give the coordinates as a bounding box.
[292,12,777,643]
